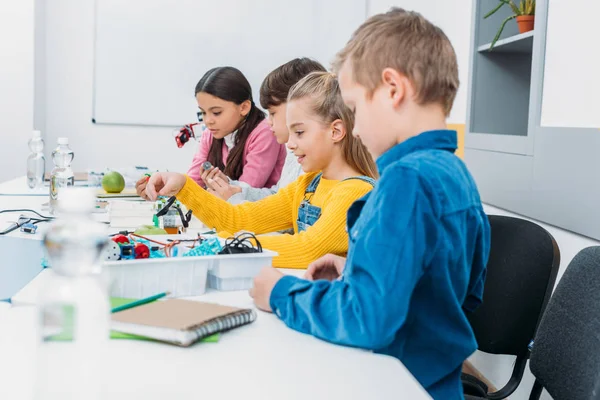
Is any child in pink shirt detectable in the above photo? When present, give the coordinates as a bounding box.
[136,67,285,200]
[187,66,285,188]
[188,118,284,188]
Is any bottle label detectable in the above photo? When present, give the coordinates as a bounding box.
[50,174,74,201]
[50,175,59,201]
[41,303,76,342]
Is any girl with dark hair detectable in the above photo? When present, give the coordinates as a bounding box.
[187,66,285,188]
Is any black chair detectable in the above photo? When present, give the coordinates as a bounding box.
[528,246,600,400]
[462,215,560,399]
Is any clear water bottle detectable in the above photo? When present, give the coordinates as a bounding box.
[36,187,110,399]
[49,137,75,215]
[27,130,46,189]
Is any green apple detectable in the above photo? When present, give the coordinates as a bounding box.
[134,225,168,236]
[102,171,125,193]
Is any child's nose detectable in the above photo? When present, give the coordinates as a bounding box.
[286,137,297,150]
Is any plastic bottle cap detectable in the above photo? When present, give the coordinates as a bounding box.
[57,137,69,145]
[32,130,41,139]
[57,187,96,213]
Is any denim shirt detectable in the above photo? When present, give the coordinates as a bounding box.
[270,130,491,400]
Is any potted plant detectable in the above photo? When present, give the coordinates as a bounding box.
[485,0,535,49]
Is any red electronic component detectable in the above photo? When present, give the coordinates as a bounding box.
[174,124,200,148]
[134,243,150,259]
[112,234,130,244]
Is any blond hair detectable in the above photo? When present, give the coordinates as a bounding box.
[288,71,377,179]
[332,7,459,116]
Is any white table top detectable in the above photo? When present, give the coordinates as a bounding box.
[1,270,430,400]
[0,178,431,400]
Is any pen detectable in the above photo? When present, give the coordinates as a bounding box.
[111,291,170,313]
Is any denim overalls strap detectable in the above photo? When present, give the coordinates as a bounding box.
[304,173,323,198]
[297,173,323,233]
[341,175,376,186]
[296,173,375,233]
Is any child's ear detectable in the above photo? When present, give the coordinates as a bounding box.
[240,100,252,117]
[381,68,408,108]
[330,119,347,143]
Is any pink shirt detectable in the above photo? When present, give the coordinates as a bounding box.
[187,119,286,188]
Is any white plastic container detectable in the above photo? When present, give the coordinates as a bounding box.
[102,235,277,297]
[207,250,278,291]
[103,256,212,298]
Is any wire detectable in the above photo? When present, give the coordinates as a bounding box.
[0,209,54,235]
[220,232,262,254]
[128,233,200,257]
[0,209,54,220]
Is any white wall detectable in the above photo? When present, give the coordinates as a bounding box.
[38,0,471,175]
[367,0,473,124]
[40,0,197,174]
[473,204,600,400]
[39,0,369,174]
[0,0,34,182]
[541,0,600,128]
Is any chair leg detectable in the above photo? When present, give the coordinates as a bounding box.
[528,380,543,400]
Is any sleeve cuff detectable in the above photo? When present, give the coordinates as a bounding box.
[269,275,310,318]
[227,193,244,204]
[176,175,204,205]
[231,180,250,189]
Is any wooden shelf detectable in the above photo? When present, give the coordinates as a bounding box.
[478,31,534,53]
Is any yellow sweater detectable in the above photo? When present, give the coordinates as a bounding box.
[176,173,373,269]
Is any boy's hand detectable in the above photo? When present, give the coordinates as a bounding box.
[249,267,284,312]
[304,254,347,281]
[207,176,242,201]
[135,176,150,200]
[145,172,187,201]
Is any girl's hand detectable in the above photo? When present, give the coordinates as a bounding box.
[145,172,187,201]
[207,175,242,201]
[201,167,229,190]
[135,176,150,200]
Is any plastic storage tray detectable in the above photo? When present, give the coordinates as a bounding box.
[207,250,278,291]
[102,236,277,297]
[104,256,211,298]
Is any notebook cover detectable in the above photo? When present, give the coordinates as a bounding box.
[111,299,246,331]
[46,298,218,342]
[109,298,219,342]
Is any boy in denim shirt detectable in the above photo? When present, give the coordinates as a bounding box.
[250,8,491,399]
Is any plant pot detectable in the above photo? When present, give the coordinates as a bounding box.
[516,15,535,34]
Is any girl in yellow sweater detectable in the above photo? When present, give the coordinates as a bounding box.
[145,71,377,269]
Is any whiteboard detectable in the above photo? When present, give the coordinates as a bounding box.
[92,0,367,126]
[540,0,600,129]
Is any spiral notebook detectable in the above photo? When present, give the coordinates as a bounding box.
[111,299,256,347]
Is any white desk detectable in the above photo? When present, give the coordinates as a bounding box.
[0,184,50,299]
[0,178,431,400]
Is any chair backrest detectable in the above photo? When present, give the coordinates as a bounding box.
[467,215,560,357]
[529,246,600,400]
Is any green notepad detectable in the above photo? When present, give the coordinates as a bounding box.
[46,298,219,343]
